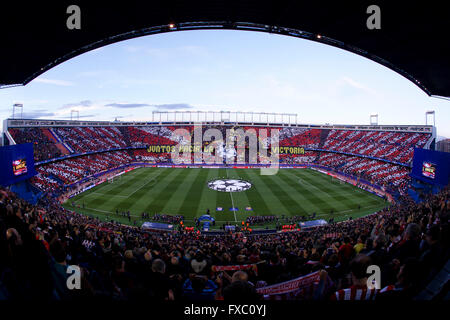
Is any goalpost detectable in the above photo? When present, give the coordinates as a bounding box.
[108,176,120,183]
[107,170,128,184]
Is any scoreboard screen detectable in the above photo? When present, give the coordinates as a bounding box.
[411,148,450,187]
[12,159,28,176]
[422,162,436,179]
[0,143,37,187]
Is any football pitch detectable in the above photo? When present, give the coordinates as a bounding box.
[63,167,389,227]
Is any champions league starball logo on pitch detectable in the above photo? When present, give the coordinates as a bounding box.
[208,179,252,192]
[169,124,281,176]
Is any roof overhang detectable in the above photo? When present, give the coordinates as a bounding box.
[1,1,449,97]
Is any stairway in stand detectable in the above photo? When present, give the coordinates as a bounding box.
[42,128,71,155]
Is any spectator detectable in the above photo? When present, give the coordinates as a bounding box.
[332,254,377,300]
[377,258,424,300]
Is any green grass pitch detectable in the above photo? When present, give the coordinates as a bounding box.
[63,167,389,227]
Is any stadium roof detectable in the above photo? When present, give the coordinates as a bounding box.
[1,1,450,98]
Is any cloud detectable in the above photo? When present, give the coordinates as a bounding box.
[33,78,74,86]
[105,103,151,109]
[55,100,102,118]
[105,102,194,110]
[10,110,55,119]
[339,76,377,95]
[59,114,97,119]
[54,101,195,120]
[153,103,193,110]
[61,100,93,109]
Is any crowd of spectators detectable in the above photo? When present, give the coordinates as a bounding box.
[52,127,127,154]
[316,153,411,195]
[278,127,322,149]
[278,152,318,164]
[9,125,431,166]
[128,126,178,148]
[32,151,133,192]
[9,127,63,162]
[321,129,430,165]
[134,149,172,163]
[1,180,448,300]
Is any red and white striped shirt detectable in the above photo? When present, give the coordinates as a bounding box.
[333,285,379,300]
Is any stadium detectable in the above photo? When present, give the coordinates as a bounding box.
[8,116,417,225]
[0,1,449,308]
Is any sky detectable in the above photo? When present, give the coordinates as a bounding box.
[0,29,449,137]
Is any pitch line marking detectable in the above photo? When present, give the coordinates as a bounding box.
[69,168,387,225]
[99,169,140,191]
[125,170,163,197]
[85,192,128,198]
[226,169,237,222]
[83,168,161,199]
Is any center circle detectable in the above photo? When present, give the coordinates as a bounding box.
[207,178,252,192]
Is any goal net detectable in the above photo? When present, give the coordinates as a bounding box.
[107,176,118,183]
